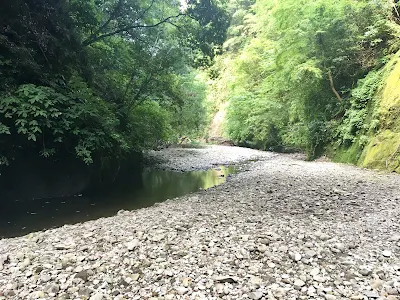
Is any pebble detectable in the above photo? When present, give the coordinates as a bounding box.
[289,252,302,261]
[310,268,320,276]
[250,276,262,287]
[78,287,91,297]
[0,146,399,300]
[383,250,392,257]
[359,267,372,276]
[389,234,400,242]
[371,279,383,289]
[313,275,326,283]
[40,274,51,282]
[294,279,305,289]
[126,239,139,250]
[249,291,263,299]
[257,244,268,253]
[75,270,89,282]
[90,293,104,300]
[364,290,380,298]
[176,287,188,295]
[386,287,400,295]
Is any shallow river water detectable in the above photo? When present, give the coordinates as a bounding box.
[0,166,236,238]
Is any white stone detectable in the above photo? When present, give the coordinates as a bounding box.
[126,239,139,250]
[90,294,104,300]
[383,250,392,257]
[294,279,305,288]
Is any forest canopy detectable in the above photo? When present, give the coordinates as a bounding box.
[0,0,229,167]
[208,0,400,161]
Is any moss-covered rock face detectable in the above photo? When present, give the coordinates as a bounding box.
[360,52,400,173]
[380,54,400,132]
[362,131,400,172]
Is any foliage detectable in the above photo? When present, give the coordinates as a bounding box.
[128,101,173,150]
[335,70,384,148]
[0,83,127,164]
[169,73,208,138]
[3,0,400,174]
[208,0,400,158]
[0,0,227,168]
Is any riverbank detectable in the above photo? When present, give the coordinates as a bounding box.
[1,146,399,299]
[145,145,276,171]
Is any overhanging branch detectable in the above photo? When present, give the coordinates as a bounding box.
[82,13,187,46]
[84,0,124,45]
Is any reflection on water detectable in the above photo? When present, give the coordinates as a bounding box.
[0,166,237,238]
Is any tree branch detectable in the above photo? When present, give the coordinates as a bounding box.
[137,0,156,21]
[166,21,181,28]
[328,70,343,102]
[123,72,136,98]
[83,0,124,46]
[82,13,186,46]
[122,73,154,111]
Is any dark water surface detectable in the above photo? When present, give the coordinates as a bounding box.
[0,166,237,238]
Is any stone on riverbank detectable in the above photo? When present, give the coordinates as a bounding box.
[0,146,399,299]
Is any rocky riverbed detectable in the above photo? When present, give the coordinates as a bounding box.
[145,145,276,171]
[0,146,399,300]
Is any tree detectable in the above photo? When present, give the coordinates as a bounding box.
[0,0,228,168]
[208,0,399,157]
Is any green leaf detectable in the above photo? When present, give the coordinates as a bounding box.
[0,124,10,135]
[28,133,37,141]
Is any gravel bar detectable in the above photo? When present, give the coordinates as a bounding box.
[1,146,399,300]
[145,145,276,171]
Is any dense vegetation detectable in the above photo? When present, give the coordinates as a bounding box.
[0,0,228,169]
[2,0,400,175]
[208,0,400,169]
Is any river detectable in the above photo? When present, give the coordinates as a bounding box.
[0,166,237,238]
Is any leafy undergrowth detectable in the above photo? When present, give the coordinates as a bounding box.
[333,51,400,173]
[331,142,364,165]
